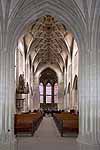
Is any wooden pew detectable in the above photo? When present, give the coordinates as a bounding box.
[53,112,79,137]
[14,112,43,136]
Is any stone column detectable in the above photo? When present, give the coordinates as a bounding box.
[67,91,71,110]
[72,89,75,108]
[58,81,64,110]
[77,48,100,149]
[30,69,34,112]
[72,89,78,110]
[64,67,67,111]
[32,76,40,110]
[0,50,16,150]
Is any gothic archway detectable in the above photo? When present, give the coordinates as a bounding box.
[72,75,78,111]
[67,82,71,110]
[1,1,96,149]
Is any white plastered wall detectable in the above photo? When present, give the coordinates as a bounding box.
[65,38,79,110]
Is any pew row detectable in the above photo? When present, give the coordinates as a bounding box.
[53,112,79,137]
[14,112,43,136]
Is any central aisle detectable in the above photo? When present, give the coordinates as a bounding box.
[34,116,59,138]
[17,117,79,150]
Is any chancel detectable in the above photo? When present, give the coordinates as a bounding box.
[0,1,100,150]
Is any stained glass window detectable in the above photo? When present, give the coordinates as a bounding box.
[46,83,52,103]
[54,83,58,103]
[39,83,44,103]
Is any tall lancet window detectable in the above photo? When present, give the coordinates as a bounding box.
[46,83,52,103]
[39,82,44,103]
[54,83,58,103]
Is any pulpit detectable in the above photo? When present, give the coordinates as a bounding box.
[16,98,25,112]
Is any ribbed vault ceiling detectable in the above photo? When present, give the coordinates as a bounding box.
[26,15,70,72]
[19,15,75,73]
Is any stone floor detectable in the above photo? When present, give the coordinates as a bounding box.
[16,117,79,150]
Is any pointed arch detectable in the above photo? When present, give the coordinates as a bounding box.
[73,75,78,90]
[67,82,70,93]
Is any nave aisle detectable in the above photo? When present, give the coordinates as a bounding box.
[17,117,79,150]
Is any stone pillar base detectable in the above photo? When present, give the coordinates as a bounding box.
[77,135,100,150]
[0,132,17,150]
[77,143,100,150]
[0,141,16,150]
